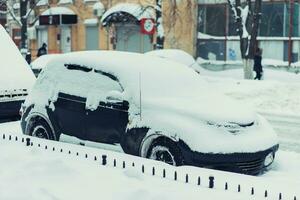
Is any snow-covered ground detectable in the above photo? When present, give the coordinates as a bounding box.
[0,122,299,200]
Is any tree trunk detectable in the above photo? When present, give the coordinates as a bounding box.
[155,0,164,49]
[20,0,28,53]
[243,59,254,79]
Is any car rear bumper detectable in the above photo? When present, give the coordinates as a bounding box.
[180,142,279,175]
[0,100,23,121]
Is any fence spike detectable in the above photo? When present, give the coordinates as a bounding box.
[209,176,215,189]
[185,174,189,183]
[102,155,107,165]
[26,138,30,146]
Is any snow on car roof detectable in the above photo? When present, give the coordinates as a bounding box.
[30,54,60,70]
[46,50,205,98]
[0,25,36,91]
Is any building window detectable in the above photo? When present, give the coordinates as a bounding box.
[198,4,226,36]
[259,3,285,37]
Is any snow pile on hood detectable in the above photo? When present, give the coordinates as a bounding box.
[0,25,36,91]
[26,51,277,153]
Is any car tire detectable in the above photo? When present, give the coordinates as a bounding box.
[27,118,56,140]
[146,138,184,166]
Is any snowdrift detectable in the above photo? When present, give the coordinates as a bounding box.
[0,25,35,91]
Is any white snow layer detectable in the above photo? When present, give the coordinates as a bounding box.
[41,7,75,15]
[25,51,277,154]
[101,3,155,25]
[30,54,60,70]
[0,25,36,91]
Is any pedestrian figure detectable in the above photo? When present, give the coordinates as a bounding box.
[254,47,263,80]
[37,43,47,57]
[25,51,31,64]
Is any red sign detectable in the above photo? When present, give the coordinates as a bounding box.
[140,18,155,35]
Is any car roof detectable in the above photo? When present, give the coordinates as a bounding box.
[45,50,207,99]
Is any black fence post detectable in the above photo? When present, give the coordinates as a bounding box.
[26,138,30,146]
[22,138,24,143]
[142,165,145,173]
[209,176,214,189]
[102,155,107,165]
[60,149,63,153]
[94,156,97,161]
[45,145,48,150]
[185,174,189,183]
[123,161,125,169]
[198,177,201,186]
[9,135,11,140]
[265,190,268,198]
[294,196,297,200]
[279,193,282,200]
[238,185,241,192]
[132,162,135,167]
[2,134,5,139]
[163,169,166,178]
[174,171,177,181]
[15,136,18,141]
[152,167,155,175]
[52,147,55,151]
[85,154,88,158]
[251,187,254,195]
[114,159,116,167]
[225,182,228,190]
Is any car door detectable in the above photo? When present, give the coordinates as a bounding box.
[52,93,87,140]
[85,71,129,145]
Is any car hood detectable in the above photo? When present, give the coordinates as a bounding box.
[134,92,256,126]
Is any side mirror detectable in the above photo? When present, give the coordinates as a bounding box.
[106,90,124,103]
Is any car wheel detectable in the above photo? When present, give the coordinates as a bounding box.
[147,138,184,166]
[28,118,55,140]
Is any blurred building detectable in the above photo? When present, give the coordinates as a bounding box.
[197,0,300,64]
[23,0,197,60]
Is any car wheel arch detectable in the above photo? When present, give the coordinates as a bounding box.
[25,113,57,140]
[139,133,179,158]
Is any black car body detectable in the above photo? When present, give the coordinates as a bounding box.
[21,51,279,175]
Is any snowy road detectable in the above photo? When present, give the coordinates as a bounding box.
[260,112,300,153]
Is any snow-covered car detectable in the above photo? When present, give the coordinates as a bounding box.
[30,54,59,77]
[0,25,35,121]
[21,51,279,175]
